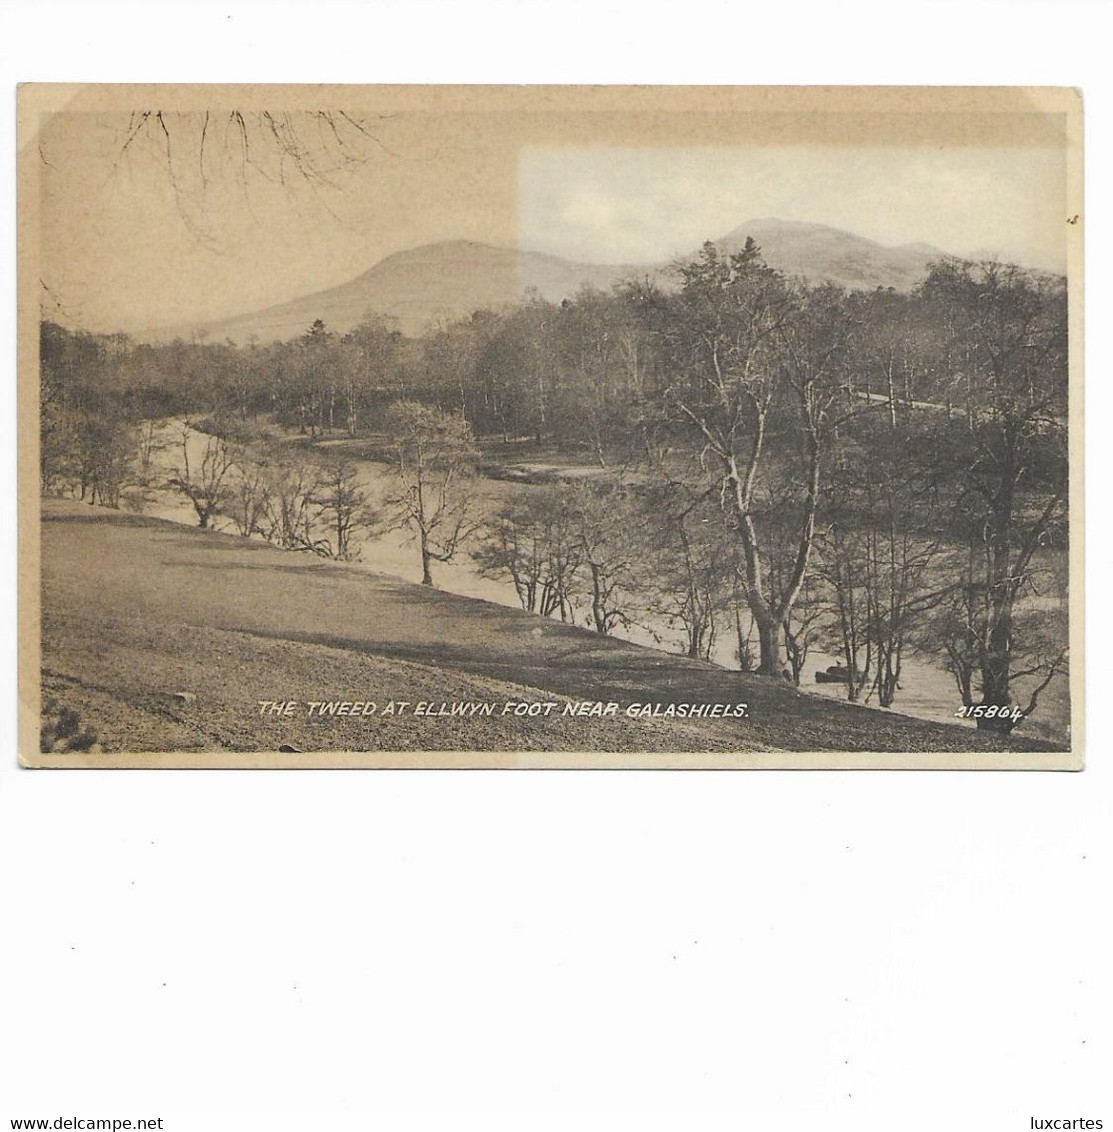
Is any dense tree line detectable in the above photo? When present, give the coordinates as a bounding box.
[38,240,1070,734]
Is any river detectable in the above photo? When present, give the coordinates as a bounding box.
[135,421,1069,744]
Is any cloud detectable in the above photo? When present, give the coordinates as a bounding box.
[520,146,1067,270]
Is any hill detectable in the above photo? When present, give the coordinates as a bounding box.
[158,241,640,343]
[35,500,1060,763]
[708,218,947,292]
[150,219,953,345]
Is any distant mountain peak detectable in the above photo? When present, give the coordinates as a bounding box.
[708,218,949,291]
[723,217,861,238]
[735,216,849,231]
[146,219,955,345]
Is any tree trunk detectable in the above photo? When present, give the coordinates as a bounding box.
[589,562,607,634]
[735,599,754,672]
[977,607,1013,731]
[753,608,781,677]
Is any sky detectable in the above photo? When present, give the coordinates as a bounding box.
[28,89,1072,335]
[519,145,1068,270]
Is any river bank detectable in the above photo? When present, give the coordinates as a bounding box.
[116,419,1071,746]
[38,498,1063,757]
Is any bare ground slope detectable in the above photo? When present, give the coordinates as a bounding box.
[38,500,1058,756]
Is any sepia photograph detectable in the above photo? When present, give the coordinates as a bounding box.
[17,84,1083,768]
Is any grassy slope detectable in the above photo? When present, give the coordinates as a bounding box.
[39,500,1059,755]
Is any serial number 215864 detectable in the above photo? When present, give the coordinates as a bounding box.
[954,704,1023,723]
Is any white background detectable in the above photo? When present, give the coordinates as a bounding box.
[1,3,1109,1131]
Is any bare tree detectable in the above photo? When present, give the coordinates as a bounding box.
[261,451,325,552]
[472,488,580,620]
[920,260,1069,732]
[629,241,852,676]
[638,481,729,660]
[342,316,401,436]
[565,480,641,636]
[97,109,390,245]
[309,456,376,561]
[226,445,273,538]
[168,425,234,528]
[383,401,481,586]
[816,519,875,701]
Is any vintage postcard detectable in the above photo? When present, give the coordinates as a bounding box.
[17,85,1083,768]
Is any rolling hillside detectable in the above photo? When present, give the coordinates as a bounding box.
[36,500,1060,761]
